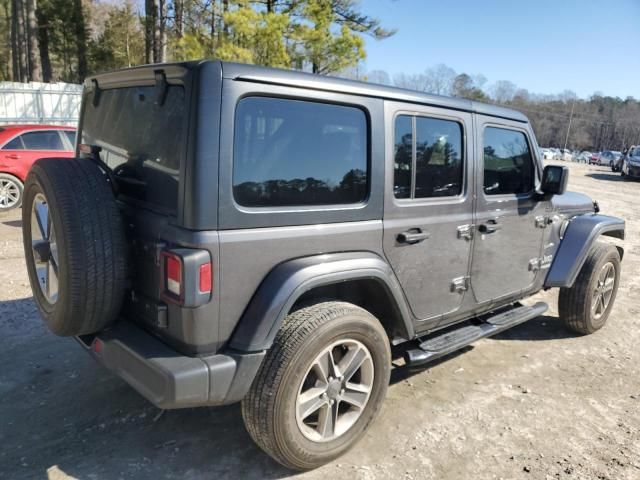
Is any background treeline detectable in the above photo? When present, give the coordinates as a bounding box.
[365,66,640,152]
[1,0,392,82]
[1,0,639,151]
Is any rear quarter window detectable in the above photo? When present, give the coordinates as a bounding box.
[233,97,368,207]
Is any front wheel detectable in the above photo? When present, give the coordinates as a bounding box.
[558,243,621,335]
[241,301,391,470]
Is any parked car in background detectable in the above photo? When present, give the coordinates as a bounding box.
[0,125,76,210]
[576,151,592,163]
[601,151,622,171]
[542,148,555,160]
[559,148,573,161]
[621,145,640,179]
[589,152,601,165]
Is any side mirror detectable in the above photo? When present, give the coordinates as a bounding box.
[541,165,569,196]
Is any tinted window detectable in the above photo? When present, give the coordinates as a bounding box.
[64,130,76,148]
[2,136,24,149]
[81,85,185,214]
[393,114,463,199]
[21,131,64,150]
[393,115,412,199]
[233,97,368,207]
[415,117,463,197]
[483,127,534,195]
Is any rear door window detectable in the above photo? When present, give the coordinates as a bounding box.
[483,127,534,195]
[2,136,24,149]
[393,114,464,199]
[20,131,65,150]
[233,97,368,207]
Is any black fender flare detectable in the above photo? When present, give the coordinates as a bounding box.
[545,214,625,288]
[227,252,414,352]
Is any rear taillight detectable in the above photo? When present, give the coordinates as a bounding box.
[163,252,183,297]
[161,249,212,306]
[199,262,212,294]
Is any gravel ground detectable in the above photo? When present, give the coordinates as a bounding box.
[1,162,639,480]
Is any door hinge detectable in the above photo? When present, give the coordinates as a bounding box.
[535,215,553,229]
[457,224,474,241]
[529,255,553,272]
[451,276,470,293]
[528,258,541,272]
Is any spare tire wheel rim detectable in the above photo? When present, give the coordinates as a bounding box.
[295,338,374,443]
[0,177,20,209]
[592,261,615,321]
[31,193,59,303]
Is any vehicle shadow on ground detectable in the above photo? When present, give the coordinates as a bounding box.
[389,315,577,385]
[491,315,577,342]
[0,300,293,480]
[1,219,22,228]
[586,172,624,182]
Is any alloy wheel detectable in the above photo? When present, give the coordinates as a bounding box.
[30,193,59,303]
[295,338,374,442]
[0,178,20,209]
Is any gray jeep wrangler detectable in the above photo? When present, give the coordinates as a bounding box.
[22,61,625,470]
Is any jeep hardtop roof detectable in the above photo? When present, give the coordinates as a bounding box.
[85,60,528,124]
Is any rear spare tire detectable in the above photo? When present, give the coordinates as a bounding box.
[22,158,128,336]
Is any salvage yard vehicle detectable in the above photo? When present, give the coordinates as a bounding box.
[0,125,76,210]
[22,61,625,470]
[621,145,640,179]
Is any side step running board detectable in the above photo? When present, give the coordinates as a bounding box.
[405,302,548,366]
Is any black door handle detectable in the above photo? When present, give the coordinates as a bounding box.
[397,229,430,244]
[478,219,502,234]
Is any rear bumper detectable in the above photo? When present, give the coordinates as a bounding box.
[77,322,265,409]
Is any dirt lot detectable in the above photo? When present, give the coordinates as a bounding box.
[1,162,639,480]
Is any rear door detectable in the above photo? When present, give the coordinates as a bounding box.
[382,102,474,328]
[470,117,546,305]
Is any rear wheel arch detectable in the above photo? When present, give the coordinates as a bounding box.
[228,253,415,352]
[292,277,412,342]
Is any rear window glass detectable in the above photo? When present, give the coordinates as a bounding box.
[233,97,368,207]
[80,85,185,214]
[21,131,65,150]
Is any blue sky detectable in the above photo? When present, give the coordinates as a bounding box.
[359,0,639,99]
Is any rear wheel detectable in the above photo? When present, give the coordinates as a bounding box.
[558,243,620,335]
[0,173,23,211]
[242,301,391,470]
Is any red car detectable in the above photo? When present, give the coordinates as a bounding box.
[0,124,76,210]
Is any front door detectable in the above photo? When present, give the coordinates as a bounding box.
[382,102,474,327]
[470,117,546,304]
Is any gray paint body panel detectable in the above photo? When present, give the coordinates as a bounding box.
[228,251,413,351]
[545,214,625,288]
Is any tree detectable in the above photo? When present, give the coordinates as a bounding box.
[26,0,41,80]
[73,0,87,78]
[490,80,516,104]
[451,73,487,101]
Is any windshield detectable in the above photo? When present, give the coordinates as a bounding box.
[80,84,186,214]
